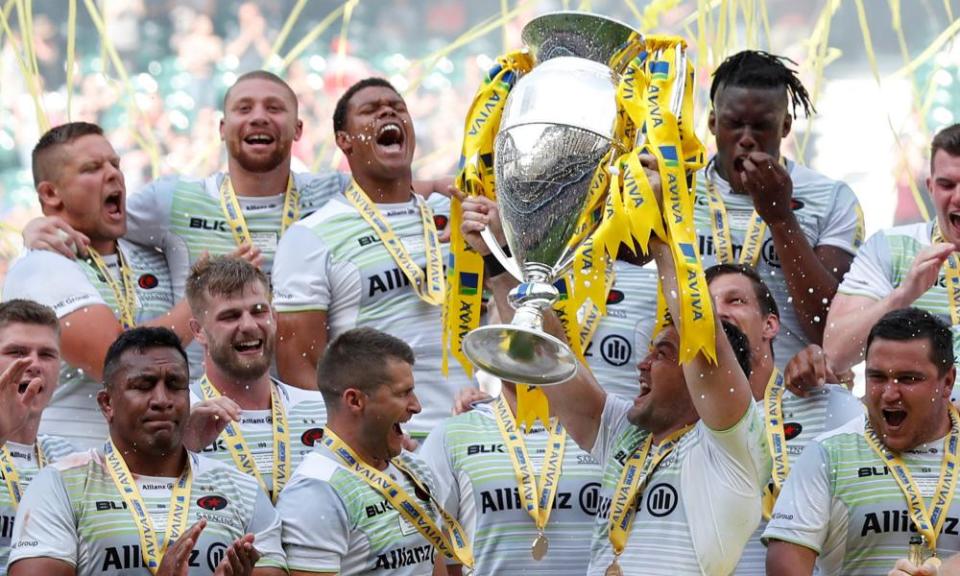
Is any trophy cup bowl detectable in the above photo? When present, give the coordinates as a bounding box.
[462,12,640,386]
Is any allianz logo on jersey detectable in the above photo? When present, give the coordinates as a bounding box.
[856,506,960,538]
[697,233,782,268]
[595,482,680,520]
[374,543,435,570]
[100,541,230,571]
[478,486,601,515]
[367,265,447,299]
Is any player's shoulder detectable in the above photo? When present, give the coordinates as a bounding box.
[291,193,354,230]
[7,249,81,277]
[814,412,866,448]
[37,434,77,462]
[275,380,325,408]
[789,162,848,193]
[290,449,342,484]
[873,220,933,243]
[191,452,261,493]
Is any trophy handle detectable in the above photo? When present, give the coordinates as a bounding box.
[481,226,525,281]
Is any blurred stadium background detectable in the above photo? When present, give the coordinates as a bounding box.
[0,0,958,284]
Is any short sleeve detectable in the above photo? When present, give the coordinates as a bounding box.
[125,177,191,297]
[762,441,834,553]
[2,251,105,318]
[419,424,461,524]
[275,473,350,573]
[817,182,865,254]
[246,487,287,569]
[8,466,78,567]
[701,401,770,484]
[837,229,894,301]
[272,224,332,313]
[589,394,632,463]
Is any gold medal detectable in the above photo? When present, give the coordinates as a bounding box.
[909,534,928,567]
[531,532,549,561]
[605,558,623,576]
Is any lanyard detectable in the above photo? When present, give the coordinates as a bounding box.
[932,224,960,326]
[198,376,290,503]
[761,369,787,518]
[87,246,137,329]
[219,175,299,247]
[864,407,960,552]
[607,424,694,558]
[491,396,566,558]
[320,428,474,568]
[344,182,445,306]
[104,441,192,574]
[0,442,46,508]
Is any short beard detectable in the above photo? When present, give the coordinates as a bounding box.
[209,339,273,382]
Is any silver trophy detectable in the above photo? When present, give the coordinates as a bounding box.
[462,12,643,385]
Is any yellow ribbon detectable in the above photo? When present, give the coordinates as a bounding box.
[198,376,290,504]
[104,440,192,575]
[932,224,960,326]
[87,246,137,330]
[607,424,694,559]
[761,369,786,519]
[0,442,45,509]
[344,181,444,306]
[491,395,566,543]
[320,428,474,568]
[219,175,299,249]
[864,406,960,552]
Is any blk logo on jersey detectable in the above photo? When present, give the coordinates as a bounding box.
[783,422,802,441]
[197,495,229,511]
[301,428,324,446]
[189,217,228,232]
[137,273,159,289]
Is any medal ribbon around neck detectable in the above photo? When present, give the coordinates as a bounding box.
[761,369,788,519]
[0,442,46,509]
[704,157,788,268]
[320,428,474,568]
[87,246,137,329]
[932,223,960,326]
[344,181,445,306]
[104,440,192,574]
[492,395,566,541]
[198,375,290,503]
[864,405,960,552]
[219,174,299,247]
[607,424,694,558]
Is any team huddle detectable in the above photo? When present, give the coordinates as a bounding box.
[0,48,958,576]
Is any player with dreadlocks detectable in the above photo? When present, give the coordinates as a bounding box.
[694,49,865,370]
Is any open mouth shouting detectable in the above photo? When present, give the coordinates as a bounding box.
[244,132,275,149]
[104,189,124,221]
[233,338,264,356]
[882,407,908,429]
[375,122,405,155]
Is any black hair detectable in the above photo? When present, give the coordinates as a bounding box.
[930,123,960,174]
[316,326,415,407]
[709,50,815,118]
[102,327,188,387]
[332,77,400,133]
[722,320,753,379]
[866,308,954,376]
[706,263,780,318]
[32,121,104,185]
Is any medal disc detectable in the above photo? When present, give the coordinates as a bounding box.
[531,533,549,560]
[604,560,623,576]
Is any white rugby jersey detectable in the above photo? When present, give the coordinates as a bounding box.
[0,435,74,575]
[9,449,285,574]
[418,400,603,575]
[276,446,443,575]
[838,220,960,364]
[763,414,960,575]
[125,171,350,297]
[2,242,176,449]
[587,395,770,575]
[584,262,659,399]
[189,378,327,494]
[272,193,473,436]
[734,384,864,575]
[690,158,864,366]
